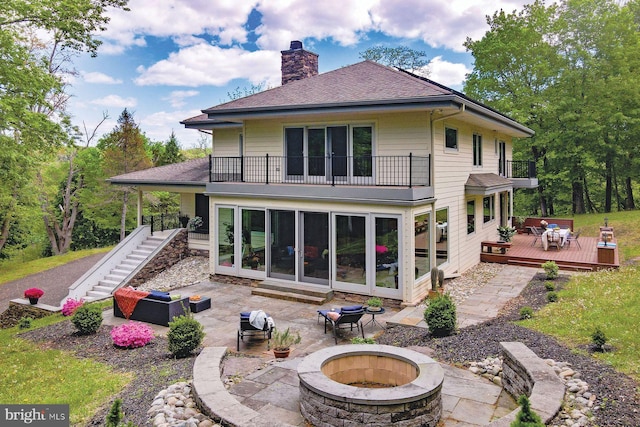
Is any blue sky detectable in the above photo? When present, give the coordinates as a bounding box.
[67,0,531,148]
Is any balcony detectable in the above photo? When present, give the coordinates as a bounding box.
[207,154,433,204]
[501,160,538,189]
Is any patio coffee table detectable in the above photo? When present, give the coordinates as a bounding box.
[189,297,211,313]
[363,307,386,329]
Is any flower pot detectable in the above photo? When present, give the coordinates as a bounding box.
[273,348,290,359]
[367,306,382,312]
[28,298,39,305]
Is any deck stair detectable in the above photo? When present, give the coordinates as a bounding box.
[252,281,333,305]
[82,236,165,302]
[64,227,178,306]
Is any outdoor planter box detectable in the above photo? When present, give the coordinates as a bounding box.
[113,296,190,326]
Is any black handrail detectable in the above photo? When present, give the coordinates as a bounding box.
[209,154,431,187]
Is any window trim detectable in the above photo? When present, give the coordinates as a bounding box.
[483,195,495,223]
[473,133,483,167]
[445,126,458,151]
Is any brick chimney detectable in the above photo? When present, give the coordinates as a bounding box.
[281,40,318,85]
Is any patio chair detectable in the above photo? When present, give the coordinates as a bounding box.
[237,310,274,351]
[527,226,543,247]
[317,305,365,344]
[547,231,561,250]
[566,230,582,249]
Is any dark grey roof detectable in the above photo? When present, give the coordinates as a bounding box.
[108,157,209,186]
[192,60,533,137]
[465,173,513,195]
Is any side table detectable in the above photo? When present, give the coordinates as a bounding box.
[189,297,211,313]
[363,307,386,329]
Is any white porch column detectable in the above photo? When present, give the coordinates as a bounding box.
[137,188,143,227]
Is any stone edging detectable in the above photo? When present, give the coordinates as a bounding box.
[191,347,295,427]
[486,341,565,426]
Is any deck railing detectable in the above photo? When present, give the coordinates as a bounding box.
[504,160,537,179]
[209,154,430,187]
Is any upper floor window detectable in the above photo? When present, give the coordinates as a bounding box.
[473,134,482,166]
[445,127,458,150]
[483,195,495,223]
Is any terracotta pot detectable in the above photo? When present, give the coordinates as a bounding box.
[273,348,290,359]
[28,298,39,305]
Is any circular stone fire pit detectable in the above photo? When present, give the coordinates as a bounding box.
[297,344,444,427]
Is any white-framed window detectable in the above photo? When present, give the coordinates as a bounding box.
[445,127,458,150]
[467,200,475,234]
[483,195,495,223]
[473,134,483,166]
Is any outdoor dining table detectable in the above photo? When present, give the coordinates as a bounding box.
[542,228,570,250]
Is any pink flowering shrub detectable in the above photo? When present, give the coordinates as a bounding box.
[111,321,154,349]
[61,298,84,316]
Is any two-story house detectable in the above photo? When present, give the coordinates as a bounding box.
[110,41,536,305]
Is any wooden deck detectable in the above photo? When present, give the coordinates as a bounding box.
[480,233,620,272]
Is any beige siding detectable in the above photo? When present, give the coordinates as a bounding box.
[213,128,241,156]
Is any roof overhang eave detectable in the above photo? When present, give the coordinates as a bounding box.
[107,179,208,187]
[181,120,243,130]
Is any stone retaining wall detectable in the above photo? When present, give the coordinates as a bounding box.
[128,230,190,287]
[487,341,565,426]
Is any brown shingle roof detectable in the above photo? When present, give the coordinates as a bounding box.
[465,173,513,195]
[108,157,209,186]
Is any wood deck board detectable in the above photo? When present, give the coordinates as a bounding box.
[480,233,619,271]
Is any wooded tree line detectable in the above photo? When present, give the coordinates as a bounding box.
[464,0,640,216]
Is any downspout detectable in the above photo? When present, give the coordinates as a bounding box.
[428,104,466,274]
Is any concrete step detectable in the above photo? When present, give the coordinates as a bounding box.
[109,268,132,276]
[99,279,120,287]
[126,255,146,262]
[92,285,115,294]
[250,287,328,305]
[138,244,159,251]
[121,259,140,266]
[105,274,126,282]
[87,290,111,299]
[131,249,152,257]
[255,281,333,300]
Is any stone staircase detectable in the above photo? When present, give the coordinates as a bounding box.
[82,235,165,302]
[251,281,333,304]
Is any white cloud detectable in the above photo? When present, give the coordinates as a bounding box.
[164,90,200,108]
[138,109,204,146]
[83,72,123,84]
[426,56,471,89]
[134,45,279,87]
[101,0,256,51]
[90,95,137,108]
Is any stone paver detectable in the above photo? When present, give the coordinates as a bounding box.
[104,264,540,426]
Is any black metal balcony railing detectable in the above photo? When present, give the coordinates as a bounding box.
[142,214,209,238]
[209,154,430,187]
[503,160,537,179]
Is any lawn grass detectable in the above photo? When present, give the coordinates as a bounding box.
[0,246,113,285]
[0,312,131,426]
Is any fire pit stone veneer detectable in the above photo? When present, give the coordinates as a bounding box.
[297,344,444,427]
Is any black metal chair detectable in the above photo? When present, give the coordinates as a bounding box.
[317,306,365,344]
[237,311,273,351]
[527,226,543,247]
[566,230,582,249]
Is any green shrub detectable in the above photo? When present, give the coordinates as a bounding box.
[544,282,555,291]
[71,304,103,335]
[591,327,607,351]
[519,306,533,320]
[510,395,544,427]
[351,337,376,344]
[18,316,33,330]
[546,291,558,302]
[541,261,559,279]
[105,398,135,427]
[167,313,205,358]
[423,293,456,337]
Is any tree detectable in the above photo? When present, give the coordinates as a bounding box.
[359,46,429,74]
[464,0,640,215]
[98,109,152,240]
[0,0,129,256]
[149,131,184,166]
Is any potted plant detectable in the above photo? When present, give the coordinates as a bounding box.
[497,226,517,242]
[24,288,44,305]
[271,327,301,358]
[366,297,383,312]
